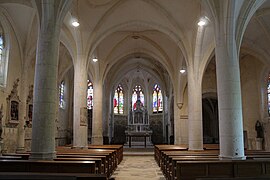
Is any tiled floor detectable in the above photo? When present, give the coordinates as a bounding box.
[111,155,165,180]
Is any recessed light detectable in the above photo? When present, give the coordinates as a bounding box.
[180,69,186,74]
[93,57,98,62]
[72,21,80,27]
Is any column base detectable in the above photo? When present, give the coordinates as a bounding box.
[91,136,103,145]
[16,147,25,153]
[219,155,246,160]
[29,151,56,160]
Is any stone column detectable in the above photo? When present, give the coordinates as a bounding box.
[30,1,71,160]
[73,58,88,148]
[174,72,184,145]
[215,44,245,159]
[102,86,108,144]
[214,8,245,160]
[16,70,27,152]
[174,102,182,145]
[187,72,203,150]
[92,79,103,145]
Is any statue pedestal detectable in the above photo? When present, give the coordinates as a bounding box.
[255,138,263,150]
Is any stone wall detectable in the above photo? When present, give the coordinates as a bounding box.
[149,114,163,144]
[113,115,127,144]
[2,127,17,153]
[24,127,32,151]
[240,56,263,150]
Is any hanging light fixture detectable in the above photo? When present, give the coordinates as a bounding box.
[197,2,208,27]
[198,17,208,27]
[93,57,98,62]
[180,68,186,74]
[72,21,80,27]
[180,60,186,74]
[71,0,80,27]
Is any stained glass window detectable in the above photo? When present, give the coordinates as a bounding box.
[153,84,163,113]
[59,81,64,108]
[132,85,144,110]
[113,85,124,114]
[87,80,93,109]
[0,32,6,86]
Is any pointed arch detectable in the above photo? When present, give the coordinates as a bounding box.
[114,84,124,114]
[132,85,144,110]
[153,84,163,113]
[87,80,94,110]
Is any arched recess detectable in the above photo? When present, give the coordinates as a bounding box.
[56,42,74,146]
[201,53,218,144]
[105,51,172,145]
[0,9,11,88]
[238,49,269,150]
[202,93,219,144]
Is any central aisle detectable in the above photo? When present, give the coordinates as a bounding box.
[111,155,165,180]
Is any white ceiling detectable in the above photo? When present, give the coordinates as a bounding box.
[1,0,270,91]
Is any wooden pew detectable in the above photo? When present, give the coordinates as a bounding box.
[203,144,219,150]
[56,155,110,178]
[5,153,111,178]
[2,153,30,160]
[158,152,219,180]
[154,145,188,165]
[165,156,219,180]
[54,157,104,174]
[0,159,96,173]
[56,148,117,177]
[0,155,24,160]
[87,145,123,164]
[1,145,123,179]
[155,145,270,180]
[175,160,270,180]
[0,172,107,180]
[159,150,219,168]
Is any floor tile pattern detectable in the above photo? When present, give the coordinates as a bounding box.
[111,155,165,180]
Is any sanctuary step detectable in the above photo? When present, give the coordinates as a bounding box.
[123,146,154,156]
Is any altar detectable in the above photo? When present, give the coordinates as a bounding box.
[126,131,152,147]
[125,94,152,147]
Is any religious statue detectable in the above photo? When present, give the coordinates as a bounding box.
[10,101,19,120]
[255,120,264,138]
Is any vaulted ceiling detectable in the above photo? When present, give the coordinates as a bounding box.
[1,0,270,93]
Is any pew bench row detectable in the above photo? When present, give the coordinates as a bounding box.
[176,160,270,180]
[0,172,107,180]
[0,145,123,179]
[155,145,270,180]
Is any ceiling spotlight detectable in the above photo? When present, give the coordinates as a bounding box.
[198,17,208,27]
[180,68,186,74]
[72,21,80,27]
[93,57,98,62]
[198,20,206,26]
